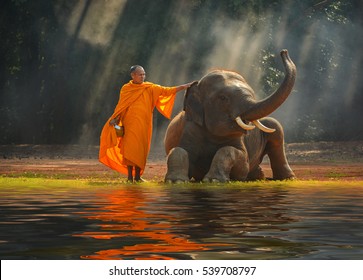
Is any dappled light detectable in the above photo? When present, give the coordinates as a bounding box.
[1,0,362,147]
[62,0,126,47]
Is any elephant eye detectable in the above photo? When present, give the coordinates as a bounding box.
[219,95,227,101]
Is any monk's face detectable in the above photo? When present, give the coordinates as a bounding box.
[131,67,146,84]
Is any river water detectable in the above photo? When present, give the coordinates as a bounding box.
[1,182,363,260]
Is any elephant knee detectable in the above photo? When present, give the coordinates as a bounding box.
[218,146,247,165]
[167,147,188,164]
[165,147,189,182]
[205,146,249,182]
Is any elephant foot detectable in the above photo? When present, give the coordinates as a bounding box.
[202,175,229,183]
[165,171,189,183]
[165,178,189,184]
[247,166,265,181]
[272,164,296,180]
[273,173,296,180]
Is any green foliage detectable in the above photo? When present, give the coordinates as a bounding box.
[325,1,349,24]
[0,0,362,144]
[259,49,284,94]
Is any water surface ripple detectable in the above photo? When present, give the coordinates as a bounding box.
[0,183,362,259]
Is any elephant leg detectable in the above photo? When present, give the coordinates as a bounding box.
[165,147,189,183]
[247,166,265,181]
[203,146,249,183]
[263,118,296,180]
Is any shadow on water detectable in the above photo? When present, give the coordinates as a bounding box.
[0,182,363,260]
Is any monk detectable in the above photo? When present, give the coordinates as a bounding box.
[99,65,192,182]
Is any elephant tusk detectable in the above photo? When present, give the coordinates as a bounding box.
[252,120,276,133]
[235,116,255,130]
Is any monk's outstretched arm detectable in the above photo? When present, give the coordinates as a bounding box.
[174,82,193,92]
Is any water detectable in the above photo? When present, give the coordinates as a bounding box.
[1,182,363,260]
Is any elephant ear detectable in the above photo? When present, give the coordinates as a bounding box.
[183,81,203,126]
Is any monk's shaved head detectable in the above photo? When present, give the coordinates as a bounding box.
[130,65,144,74]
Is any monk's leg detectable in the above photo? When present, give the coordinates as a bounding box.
[127,165,134,182]
[135,166,141,182]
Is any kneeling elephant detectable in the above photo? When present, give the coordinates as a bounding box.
[164,50,297,183]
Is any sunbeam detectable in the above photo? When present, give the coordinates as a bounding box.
[1,0,362,146]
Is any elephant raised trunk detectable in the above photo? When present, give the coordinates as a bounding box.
[241,49,296,121]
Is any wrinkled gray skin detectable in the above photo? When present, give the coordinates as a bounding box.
[164,50,296,183]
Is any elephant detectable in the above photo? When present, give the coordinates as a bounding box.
[164,49,296,183]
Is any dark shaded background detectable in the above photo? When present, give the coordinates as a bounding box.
[1,0,362,148]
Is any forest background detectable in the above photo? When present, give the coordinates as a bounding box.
[1,0,362,149]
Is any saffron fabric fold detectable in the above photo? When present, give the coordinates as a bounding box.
[99,81,177,176]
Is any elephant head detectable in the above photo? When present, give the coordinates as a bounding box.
[183,50,296,137]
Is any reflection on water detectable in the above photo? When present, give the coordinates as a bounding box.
[0,182,363,260]
[73,188,228,260]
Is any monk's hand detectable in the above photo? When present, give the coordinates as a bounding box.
[184,82,193,89]
[109,119,118,126]
[176,82,194,92]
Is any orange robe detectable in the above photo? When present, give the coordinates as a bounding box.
[99,81,177,176]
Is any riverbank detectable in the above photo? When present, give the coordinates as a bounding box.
[1,141,362,181]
